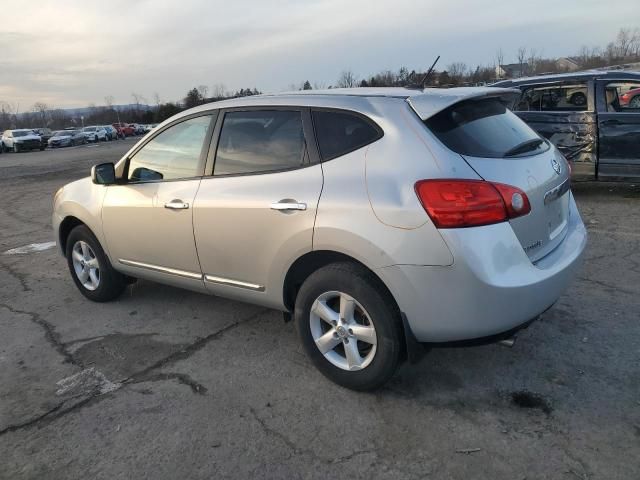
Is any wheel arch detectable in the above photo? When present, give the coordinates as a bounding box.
[283,250,399,315]
[58,216,87,254]
[283,249,426,363]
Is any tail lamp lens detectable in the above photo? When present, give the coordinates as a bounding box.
[415,179,531,228]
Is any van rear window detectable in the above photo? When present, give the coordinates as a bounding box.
[424,98,548,158]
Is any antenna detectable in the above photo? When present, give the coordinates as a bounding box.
[406,55,440,89]
[419,55,440,88]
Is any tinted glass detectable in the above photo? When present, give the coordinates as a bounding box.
[425,98,548,158]
[128,115,211,182]
[214,110,305,175]
[606,81,640,111]
[515,82,589,112]
[312,110,380,160]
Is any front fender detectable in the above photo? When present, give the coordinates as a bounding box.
[52,177,109,258]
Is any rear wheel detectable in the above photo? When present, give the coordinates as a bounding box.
[294,262,403,391]
[66,225,126,302]
[630,95,640,108]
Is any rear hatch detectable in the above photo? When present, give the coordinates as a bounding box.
[409,89,571,262]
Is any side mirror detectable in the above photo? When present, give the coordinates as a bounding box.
[91,162,116,185]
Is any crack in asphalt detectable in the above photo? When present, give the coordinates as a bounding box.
[0,261,32,292]
[130,372,208,395]
[0,302,77,366]
[247,406,375,465]
[0,309,266,437]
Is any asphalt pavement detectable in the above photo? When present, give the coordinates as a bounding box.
[0,140,639,479]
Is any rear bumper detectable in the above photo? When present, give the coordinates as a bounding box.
[377,193,587,342]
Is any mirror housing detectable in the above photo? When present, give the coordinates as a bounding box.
[91,162,116,185]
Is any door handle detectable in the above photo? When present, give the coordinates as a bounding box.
[270,201,307,211]
[164,200,189,210]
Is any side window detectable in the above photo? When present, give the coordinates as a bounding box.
[606,82,640,112]
[311,110,381,160]
[515,83,589,112]
[127,115,211,182]
[214,110,305,175]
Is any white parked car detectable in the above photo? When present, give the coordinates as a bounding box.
[82,126,108,142]
[1,129,44,152]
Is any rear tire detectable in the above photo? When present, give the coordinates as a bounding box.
[294,262,403,391]
[65,225,126,302]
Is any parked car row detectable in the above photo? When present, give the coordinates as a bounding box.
[0,123,151,153]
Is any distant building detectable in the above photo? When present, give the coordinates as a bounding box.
[495,63,529,79]
[556,57,581,71]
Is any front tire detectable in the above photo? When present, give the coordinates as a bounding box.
[294,262,403,391]
[66,225,126,302]
[13,144,20,153]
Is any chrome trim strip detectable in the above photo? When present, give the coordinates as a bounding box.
[204,274,265,291]
[544,177,571,205]
[119,259,203,280]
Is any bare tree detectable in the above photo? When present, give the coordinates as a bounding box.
[495,48,505,78]
[212,83,226,99]
[527,48,541,75]
[104,95,114,109]
[197,85,209,100]
[336,70,358,88]
[447,62,467,85]
[615,28,638,58]
[32,102,49,126]
[517,47,527,77]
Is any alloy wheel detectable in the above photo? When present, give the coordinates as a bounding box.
[309,291,377,371]
[71,240,100,290]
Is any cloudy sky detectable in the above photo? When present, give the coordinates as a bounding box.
[2,0,639,108]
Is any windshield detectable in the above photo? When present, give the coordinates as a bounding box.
[13,130,31,137]
[84,127,96,132]
[424,98,549,158]
[54,130,73,136]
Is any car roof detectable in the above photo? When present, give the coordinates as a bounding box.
[492,69,640,87]
[186,86,518,115]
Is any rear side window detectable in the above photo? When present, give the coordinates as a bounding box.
[425,98,549,158]
[515,83,589,112]
[214,110,306,175]
[311,110,381,160]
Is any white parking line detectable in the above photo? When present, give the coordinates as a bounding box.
[4,241,56,255]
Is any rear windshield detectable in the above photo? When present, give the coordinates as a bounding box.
[424,98,548,158]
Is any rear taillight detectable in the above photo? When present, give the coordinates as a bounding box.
[414,179,531,228]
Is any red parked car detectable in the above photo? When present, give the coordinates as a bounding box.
[619,87,640,108]
[112,123,134,137]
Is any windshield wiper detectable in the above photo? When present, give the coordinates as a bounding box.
[503,138,544,157]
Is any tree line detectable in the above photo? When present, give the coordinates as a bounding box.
[1,27,638,133]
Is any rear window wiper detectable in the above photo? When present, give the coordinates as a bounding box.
[503,138,544,157]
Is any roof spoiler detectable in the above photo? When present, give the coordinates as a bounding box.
[407,87,521,120]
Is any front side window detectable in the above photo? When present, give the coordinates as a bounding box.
[127,115,211,182]
[606,81,640,111]
[311,110,381,160]
[425,97,549,158]
[214,110,305,175]
[515,82,589,112]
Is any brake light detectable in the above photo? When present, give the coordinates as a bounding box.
[414,179,531,228]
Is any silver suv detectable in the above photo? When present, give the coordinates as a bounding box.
[53,87,587,390]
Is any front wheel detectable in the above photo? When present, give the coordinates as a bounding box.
[66,225,126,302]
[13,144,19,153]
[294,262,403,391]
